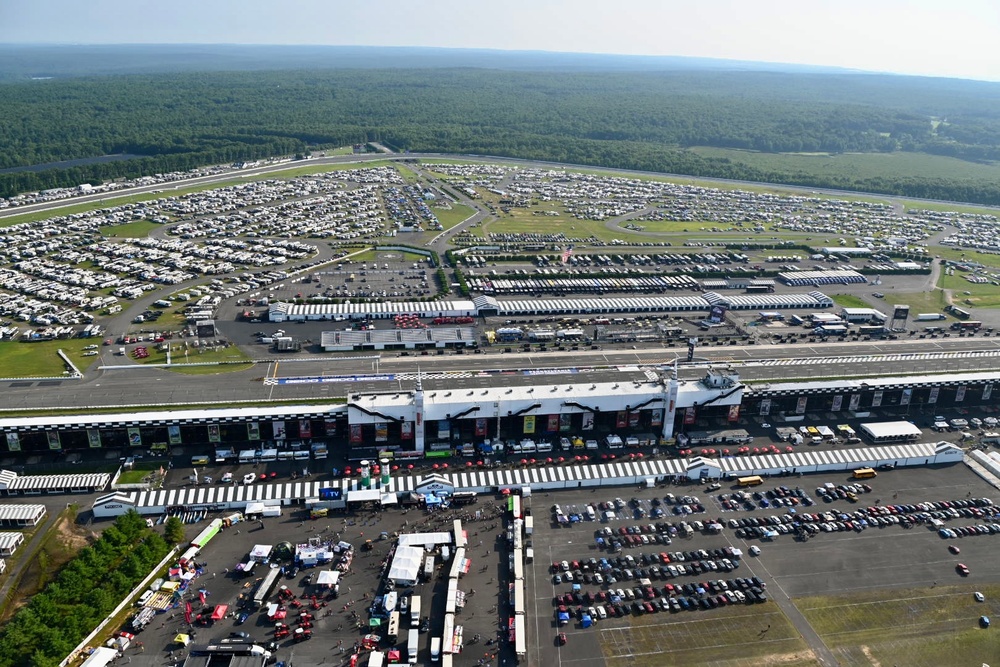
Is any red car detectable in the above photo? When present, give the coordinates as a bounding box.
[957,563,970,576]
[948,545,961,555]
[557,633,567,646]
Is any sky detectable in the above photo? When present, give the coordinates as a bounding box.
[2,0,999,81]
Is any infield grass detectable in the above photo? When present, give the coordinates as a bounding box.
[598,604,815,667]
[798,584,1000,667]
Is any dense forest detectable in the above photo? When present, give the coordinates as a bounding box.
[3,48,1000,203]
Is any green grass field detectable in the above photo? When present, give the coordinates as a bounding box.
[689,147,1000,189]
[885,290,950,316]
[599,604,815,667]
[432,203,475,230]
[0,338,98,377]
[830,294,870,309]
[798,585,1000,667]
[939,270,1000,308]
[138,343,254,374]
[100,219,163,238]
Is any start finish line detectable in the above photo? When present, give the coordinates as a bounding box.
[275,374,397,385]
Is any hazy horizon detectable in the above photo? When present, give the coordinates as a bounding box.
[2,0,999,82]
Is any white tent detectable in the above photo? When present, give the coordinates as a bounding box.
[245,502,266,515]
[250,544,273,560]
[316,570,340,586]
[387,545,424,585]
[80,647,119,667]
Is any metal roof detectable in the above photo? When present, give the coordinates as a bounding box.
[0,532,24,549]
[108,441,954,512]
[0,504,46,521]
[0,470,110,491]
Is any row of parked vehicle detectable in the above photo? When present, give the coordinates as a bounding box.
[718,486,815,511]
[555,575,769,625]
[593,519,725,550]
[731,496,996,540]
[815,482,874,503]
[939,523,1000,539]
[553,548,743,586]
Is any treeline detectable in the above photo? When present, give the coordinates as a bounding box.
[2,68,1000,203]
[0,511,170,667]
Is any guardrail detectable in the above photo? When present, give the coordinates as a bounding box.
[60,545,179,667]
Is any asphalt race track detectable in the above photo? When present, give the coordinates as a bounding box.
[4,337,1000,411]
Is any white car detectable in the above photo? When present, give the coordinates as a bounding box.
[242,473,257,485]
[749,545,761,556]
[595,605,607,619]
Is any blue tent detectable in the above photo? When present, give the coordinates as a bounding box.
[581,614,592,628]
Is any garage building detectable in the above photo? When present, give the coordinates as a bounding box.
[0,504,47,527]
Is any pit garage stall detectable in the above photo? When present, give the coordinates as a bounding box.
[0,404,349,455]
[0,470,109,496]
[0,503,47,527]
[91,441,963,519]
[270,291,835,322]
[744,370,1000,420]
[269,300,479,322]
[321,327,476,351]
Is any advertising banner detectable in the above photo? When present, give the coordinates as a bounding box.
[650,409,663,427]
[759,398,771,416]
[474,418,487,438]
[375,422,388,442]
[900,388,912,406]
[683,407,696,425]
[831,395,843,412]
[985,384,994,401]
[299,419,312,439]
[795,396,807,414]
[438,420,451,440]
[349,424,363,444]
[728,405,740,423]
[87,429,102,448]
[559,413,572,432]
[523,415,536,434]
[547,414,560,432]
[127,428,141,448]
[273,421,287,440]
[849,393,861,411]
[616,412,628,429]
[401,421,413,440]
[871,391,883,408]
[324,418,338,437]
[928,386,940,404]
[168,424,183,444]
[48,431,62,450]
[246,422,260,441]
[956,386,967,403]
[207,424,221,443]
[4,432,18,452]
[628,411,640,428]
[581,412,594,431]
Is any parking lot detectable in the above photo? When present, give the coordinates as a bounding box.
[524,462,1000,667]
[120,491,521,667]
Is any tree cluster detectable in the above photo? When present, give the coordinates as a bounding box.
[0,511,171,667]
[2,68,1000,203]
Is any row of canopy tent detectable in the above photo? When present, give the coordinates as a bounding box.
[94,441,962,516]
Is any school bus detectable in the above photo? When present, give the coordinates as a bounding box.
[737,475,764,487]
[852,467,878,479]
